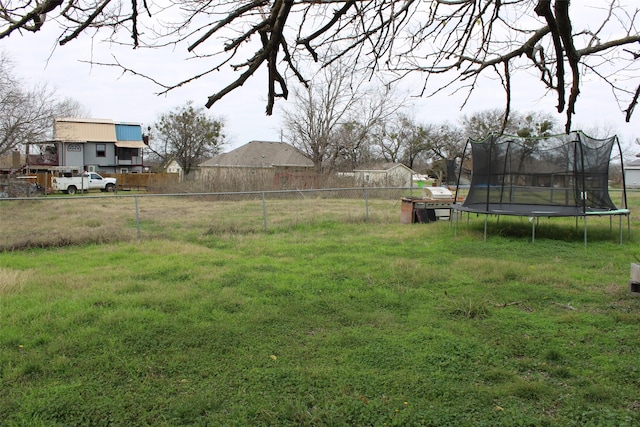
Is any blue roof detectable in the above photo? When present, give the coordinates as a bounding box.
[115,123,143,141]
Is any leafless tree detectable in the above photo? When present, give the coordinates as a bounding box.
[1,1,638,132]
[417,122,465,183]
[281,63,405,174]
[375,114,428,170]
[0,53,87,156]
[332,121,376,172]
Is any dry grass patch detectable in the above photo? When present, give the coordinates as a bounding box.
[0,197,137,251]
[1,193,403,251]
[0,268,28,294]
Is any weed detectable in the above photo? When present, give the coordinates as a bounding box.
[544,348,564,362]
[446,296,491,319]
[582,384,613,403]
[507,380,549,400]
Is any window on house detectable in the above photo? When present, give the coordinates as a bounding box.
[96,144,106,157]
[117,147,136,161]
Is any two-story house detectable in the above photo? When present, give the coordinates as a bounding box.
[29,118,147,174]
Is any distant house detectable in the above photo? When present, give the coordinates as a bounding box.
[163,158,184,181]
[354,163,415,187]
[27,118,147,174]
[625,158,640,189]
[199,141,315,189]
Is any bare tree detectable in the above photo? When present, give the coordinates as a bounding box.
[0,53,88,156]
[375,114,428,170]
[332,121,376,171]
[281,63,405,174]
[1,1,638,131]
[418,122,466,184]
[149,102,225,176]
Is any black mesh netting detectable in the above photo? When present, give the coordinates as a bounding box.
[454,131,625,216]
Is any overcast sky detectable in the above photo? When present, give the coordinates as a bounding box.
[1,9,638,154]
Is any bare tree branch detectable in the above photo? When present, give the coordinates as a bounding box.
[0,0,638,131]
[625,83,640,123]
[0,0,63,38]
[59,0,113,46]
[188,0,269,53]
[534,0,566,114]
[554,0,580,132]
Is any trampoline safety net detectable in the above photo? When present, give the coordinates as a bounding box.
[454,131,626,217]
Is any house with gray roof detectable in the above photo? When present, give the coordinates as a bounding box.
[199,141,316,189]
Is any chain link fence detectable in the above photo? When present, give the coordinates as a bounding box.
[0,187,430,251]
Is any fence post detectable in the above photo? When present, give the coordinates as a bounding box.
[365,187,369,222]
[262,192,268,232]
[135,195,141,242]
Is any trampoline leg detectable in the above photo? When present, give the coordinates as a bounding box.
[583,216,587,247]
[532,220,535,243]
[483,215,488,242]
[454,210,458,237]
[620,215,623,245]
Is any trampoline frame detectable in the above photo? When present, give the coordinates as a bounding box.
[452,204,630,245]
[451,132,630,244]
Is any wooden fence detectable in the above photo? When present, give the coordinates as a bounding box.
[101,173,180,190]
[4,172,179,193]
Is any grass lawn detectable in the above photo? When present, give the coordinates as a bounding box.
[1,193,639,426]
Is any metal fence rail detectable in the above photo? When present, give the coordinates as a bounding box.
[0,187,424,250]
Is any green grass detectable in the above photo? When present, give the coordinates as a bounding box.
[1,196,640,425]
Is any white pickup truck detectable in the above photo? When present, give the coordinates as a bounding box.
[51,172,117,194]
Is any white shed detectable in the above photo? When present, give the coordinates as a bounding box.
[353,163,415,187]
[625,158,640,189]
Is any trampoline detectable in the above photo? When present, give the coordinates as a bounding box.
[451,131,630,244]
